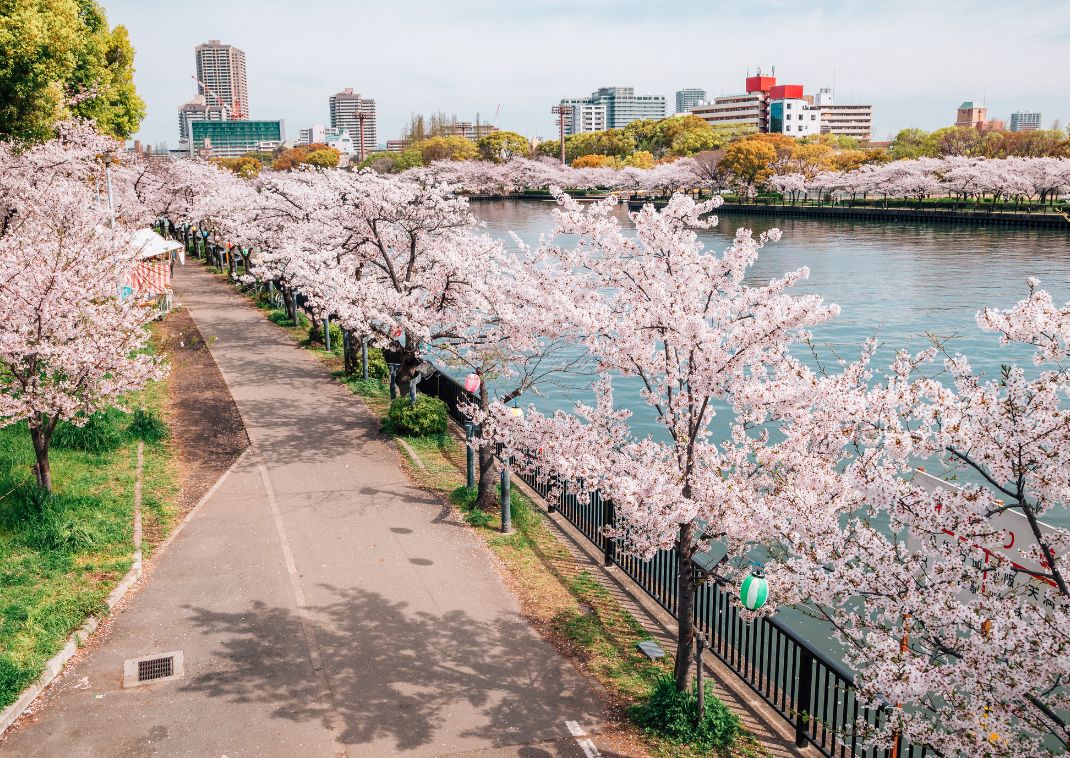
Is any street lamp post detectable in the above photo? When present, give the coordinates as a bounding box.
[98,152,117,228]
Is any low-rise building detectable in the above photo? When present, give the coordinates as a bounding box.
[769,98,822,136]
[691,92,768,131]
[190,119,284,158]
[439,122,498,140]
[956,101,987,129]
[814,89,873,141]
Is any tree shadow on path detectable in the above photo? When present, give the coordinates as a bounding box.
[181,584,604,754]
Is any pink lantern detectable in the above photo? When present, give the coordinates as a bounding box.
[464,373,481,392]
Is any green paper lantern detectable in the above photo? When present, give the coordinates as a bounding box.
[740,564,768,611]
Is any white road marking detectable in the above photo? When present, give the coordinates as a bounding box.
[564,721,601,757]
[258,460,345,745]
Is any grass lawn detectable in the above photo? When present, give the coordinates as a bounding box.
[0,374,176,709]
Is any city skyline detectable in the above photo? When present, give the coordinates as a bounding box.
[103,0,1070,148]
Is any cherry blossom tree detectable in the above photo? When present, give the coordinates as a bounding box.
[0,138,165,494]
[735,280,1070,755]
[479,190,838,690]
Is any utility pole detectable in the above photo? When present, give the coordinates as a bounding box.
[551,105,570,166]
[355,110,370,163]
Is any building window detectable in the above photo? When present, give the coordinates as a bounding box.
[786,125,792,131]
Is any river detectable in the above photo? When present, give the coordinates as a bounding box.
[468,198,1070,654]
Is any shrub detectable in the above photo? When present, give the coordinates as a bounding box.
[126,408,168,444]
[385,395,447,437]
[52,409,126,453]
[268,308,292,326]
[366,347,389,379]
[630,673,741,751]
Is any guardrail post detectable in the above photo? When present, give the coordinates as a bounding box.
[795,647,814,748]
[500,457,512,534]
[602,495,615,568]
[465,423,475,489]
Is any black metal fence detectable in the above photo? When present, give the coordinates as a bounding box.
[161,218,928,758]
[414,366,929,758]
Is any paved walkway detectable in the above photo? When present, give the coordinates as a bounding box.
[1,263,604,757]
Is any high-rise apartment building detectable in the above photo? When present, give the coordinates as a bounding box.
[329,89,377,158]
[559,87,665,134]
[955,101,987,130]
[1009,111,1042,132]
[675,88,707,114]
[195,40,249,119]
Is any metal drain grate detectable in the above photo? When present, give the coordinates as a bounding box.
[138,656,173,682]
[123,650,184,688]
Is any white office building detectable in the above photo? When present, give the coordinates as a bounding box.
[691,92,769,131]
[814,89,873,141]
[1009,111,1042,132]
[559,87,665,134]
[769,99,822,136]
[676,88,707,114]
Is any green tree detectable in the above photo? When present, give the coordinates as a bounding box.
[303,147,340,168]
[358,149,423,173]
[212,155,261,178]
[0,0,145,143]
[416,135,479,163]
[623,150,655,168]
[930,126,982,157]
[721,139,777,191]
[889,128,936,160]
[476,130,529,162]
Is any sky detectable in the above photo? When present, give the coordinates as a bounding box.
[105,0,1070,149]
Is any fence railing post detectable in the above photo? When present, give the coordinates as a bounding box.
[602,495,615,568]
[500,456,512,534]
[795,647,814,748]
[465,422,475,489]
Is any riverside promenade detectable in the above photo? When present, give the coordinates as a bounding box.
[0,263,604,757]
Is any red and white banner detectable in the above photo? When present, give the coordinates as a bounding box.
[123,261,171,296]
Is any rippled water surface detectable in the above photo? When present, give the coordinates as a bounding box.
[471,199,1070,504]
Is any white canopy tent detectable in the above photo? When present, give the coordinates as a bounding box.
[130,228,184,265]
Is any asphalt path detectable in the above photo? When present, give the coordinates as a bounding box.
[1,262,605,757]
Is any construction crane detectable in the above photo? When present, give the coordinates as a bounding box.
[492,104,501,127]
[191,76,232,119]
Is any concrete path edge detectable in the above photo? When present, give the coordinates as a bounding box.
[0,443,250,737]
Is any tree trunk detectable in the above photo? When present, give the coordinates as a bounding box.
[475,383,497,510]
[342,331,355,374]
[673,521,696,692]
[30,421,53,495]
[391,346,421,398]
